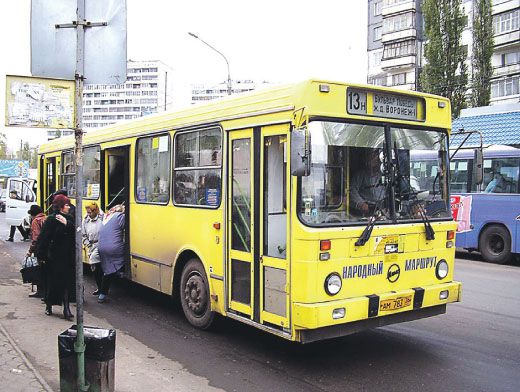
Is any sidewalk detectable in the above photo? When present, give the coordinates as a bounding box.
[0,322,53,392]
[0,251,223,391]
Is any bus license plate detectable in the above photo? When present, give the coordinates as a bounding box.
[379,295,412,312]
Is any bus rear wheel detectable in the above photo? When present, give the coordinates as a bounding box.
[180,259,214,330]
[480,225,511,264]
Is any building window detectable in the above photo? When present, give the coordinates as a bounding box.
[501,51,520,66]
[491,76,520,98]
[374,26,382,41]
[383,39,416,59]
[371,50,383,66]
[493,9,519,35]
[383,12,414,33]
[173,128,222,207]
[391,73,407,86]
[374,1,382,16]
[136,134,171,204]
[368,76,387,86]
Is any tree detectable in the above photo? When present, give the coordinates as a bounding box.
[420,0,468,118]
[471,0,494,107]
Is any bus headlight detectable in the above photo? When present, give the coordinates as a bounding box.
[324,273,342,296]
[436,259,449,279]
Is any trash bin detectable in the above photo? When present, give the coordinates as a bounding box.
[58,325,116,392]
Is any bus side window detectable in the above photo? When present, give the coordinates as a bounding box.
[136,135,171,204]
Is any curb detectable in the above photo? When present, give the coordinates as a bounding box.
[0,322,54,392]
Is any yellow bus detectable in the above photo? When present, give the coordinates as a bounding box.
[38,80,461,342]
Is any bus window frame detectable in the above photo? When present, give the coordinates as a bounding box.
[134,132,172,206]
[295,117,452,228]
[172,125,224,209]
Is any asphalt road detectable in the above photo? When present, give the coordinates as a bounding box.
[1,212,519,392]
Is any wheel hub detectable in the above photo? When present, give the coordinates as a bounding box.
[184,274,206,316]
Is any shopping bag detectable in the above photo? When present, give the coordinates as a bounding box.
[20,256,41,284]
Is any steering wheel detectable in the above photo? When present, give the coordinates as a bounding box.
[324,213,342,223]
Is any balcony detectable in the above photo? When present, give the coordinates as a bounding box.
[493,62,520,78]
[382,28,417,43]
[382,0,415,17]
[494,30,520,48]
[381,55,417,70]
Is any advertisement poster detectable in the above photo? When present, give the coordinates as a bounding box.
[451,195,473,233]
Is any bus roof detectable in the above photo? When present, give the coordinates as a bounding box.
[38,79,451,154]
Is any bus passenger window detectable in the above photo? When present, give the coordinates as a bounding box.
[174,128,222,207]
[136,135,171,204]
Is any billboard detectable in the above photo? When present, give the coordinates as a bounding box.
[5,75,75,129]
[0,160,30,178]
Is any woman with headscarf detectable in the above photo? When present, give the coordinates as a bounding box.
[35,194,75,320]
[97,204,125,303]
[82,201,104,295]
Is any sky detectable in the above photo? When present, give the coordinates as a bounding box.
[0,0,368,152]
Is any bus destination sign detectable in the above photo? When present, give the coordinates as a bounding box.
[347,88,420,121]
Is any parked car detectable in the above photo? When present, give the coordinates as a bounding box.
[0,189,6,212]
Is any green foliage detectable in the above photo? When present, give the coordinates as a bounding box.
[420,0,468,118]
[471,0,494,107]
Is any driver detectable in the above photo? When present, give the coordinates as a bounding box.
[350,148,385,215]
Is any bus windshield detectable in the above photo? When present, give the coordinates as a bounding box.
[298,121,451,226]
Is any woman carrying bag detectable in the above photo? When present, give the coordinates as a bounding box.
[36,194,75,320]
[82,201,104,296]
[26,205,47,298]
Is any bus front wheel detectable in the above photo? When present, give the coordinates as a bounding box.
[180,259,215,330]
[480,225,511,264]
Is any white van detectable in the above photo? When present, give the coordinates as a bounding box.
[5,177,37,227]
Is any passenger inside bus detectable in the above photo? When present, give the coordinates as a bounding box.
[349,148,385,216]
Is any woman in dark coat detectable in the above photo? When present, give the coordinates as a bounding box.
[36,194,75,320]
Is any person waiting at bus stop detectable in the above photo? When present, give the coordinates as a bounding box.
[82,201,104,295]
[35,194,75,320]
[97,204,126,303]
[26,204,47,298]
[350,148,386,216]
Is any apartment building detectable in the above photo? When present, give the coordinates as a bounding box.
[191,79,272,103]
[367,0,519,105]
[81,60,173,129]
[490,0,519,104]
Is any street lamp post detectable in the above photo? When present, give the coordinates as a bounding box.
[188,32,232,95]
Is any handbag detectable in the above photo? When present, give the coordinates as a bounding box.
[20,255,41,284]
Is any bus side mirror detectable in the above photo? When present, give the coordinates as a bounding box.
[291,127,311,176]
[473,148,483,185]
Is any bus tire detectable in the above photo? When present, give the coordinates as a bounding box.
[480,225,511,264]
[180,258,214,330]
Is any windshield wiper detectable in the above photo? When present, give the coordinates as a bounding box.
[393,142,435,241]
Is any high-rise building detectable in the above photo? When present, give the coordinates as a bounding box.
[81,60,173,129]
[367,0,519,105]
[490,0,520,105]
[191,79,272,103]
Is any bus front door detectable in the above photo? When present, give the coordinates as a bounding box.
[228,125,289,330]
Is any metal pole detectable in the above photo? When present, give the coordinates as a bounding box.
[187,32,232,95]
[74,0,88,390]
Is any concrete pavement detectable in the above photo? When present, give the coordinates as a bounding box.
[0,236,224,391]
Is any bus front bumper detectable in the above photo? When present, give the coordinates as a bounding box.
[293,281,461,343]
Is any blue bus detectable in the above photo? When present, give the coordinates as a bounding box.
[411,145,520,264]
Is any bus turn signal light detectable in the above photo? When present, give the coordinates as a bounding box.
[213,222,221,230]
[446,231,455,240]
[320,240,331,251]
